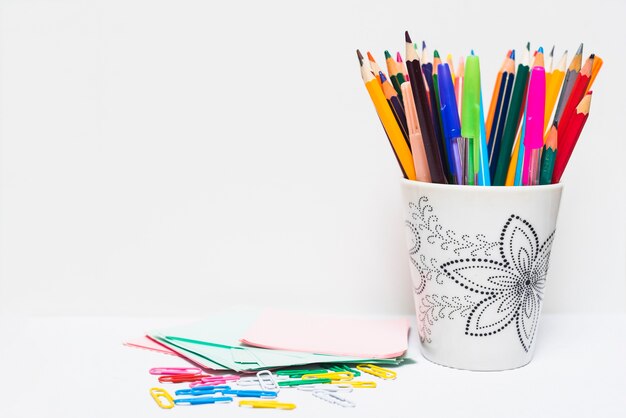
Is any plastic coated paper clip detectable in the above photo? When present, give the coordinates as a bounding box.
[149,367,202,376]
[175,385,231,396]
[333,380,377,388]
[302,371,354,381]
[356,364,397,380]
[225,390,278,399]
[174,396,233,406]
[312,390,356,408]
[256,370,280,392]
[158,374,209,384]
[150,387,175,409]
[278,378,332,387]
[275,368,328,378]
[239,400,296,410]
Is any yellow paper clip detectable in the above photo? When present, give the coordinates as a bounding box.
[239,400,296,410]
[333,380,377,388]
[150,387,175,409]
[356,364,397,380]
[302,371,353,381]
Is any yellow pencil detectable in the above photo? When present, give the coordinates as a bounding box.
[544,50,567,135]
[358,51,416,180]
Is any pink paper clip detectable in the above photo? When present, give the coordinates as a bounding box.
[149,367,203,376]
[189,374,240,387]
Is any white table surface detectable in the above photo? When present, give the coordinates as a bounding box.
[0,314,624,418]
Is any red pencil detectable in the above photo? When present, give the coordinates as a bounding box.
[552,91,592,183]
[556,54,593,135]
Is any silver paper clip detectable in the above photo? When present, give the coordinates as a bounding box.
[297,383,353,393]
[256,370,280,392]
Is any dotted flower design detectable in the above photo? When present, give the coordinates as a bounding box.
[440,215,555,352]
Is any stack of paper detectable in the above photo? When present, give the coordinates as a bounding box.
[132,309,409,372]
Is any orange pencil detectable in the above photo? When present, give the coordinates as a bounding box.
[486,50,512,143]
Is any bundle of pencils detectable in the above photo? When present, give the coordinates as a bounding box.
[357,33,602,186]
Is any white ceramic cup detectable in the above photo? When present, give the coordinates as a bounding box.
[401,180,563,371]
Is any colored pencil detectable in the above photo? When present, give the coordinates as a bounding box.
[358,50,416,180]
[511,44,533,186]
[455,58,464,119]
[522,51,545,186]
[486,50,511,141]
[367,51,384,85]
[385,50,405,100]
[423,52,448,179]
[446,54,456,86]
[488,51,516,176]
[402,82,431,182]
[397,52,409,81]
[557,54,593,136]
[405,32,447,183]
[586,55,603,94]
[553,43,583,125]
[552,91,592,183]
[539,125,558,184]
[544,50,567,134]
[380,72,410,145]
[493,43,530,186]
[462,53,482,185]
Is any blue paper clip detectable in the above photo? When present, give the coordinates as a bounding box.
[225,390,278,399]
[174,396,233,406]
[175,385,231,396]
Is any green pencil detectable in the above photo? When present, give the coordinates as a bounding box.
[539,125,557,184]
[493,61,530,185]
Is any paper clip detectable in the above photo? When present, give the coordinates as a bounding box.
[201,374,240,383]
[256,370,279,392]
[302,371,353,381]
[312,390,356,408]
[174,395,233,406]
[333,380,377,388]
[149,367,202,376]
[356,364,397,380]
[239,400,296,410]
[158,374,209,383]
[328,364,361,377]
[175,385,231,396]
[225,390,278,399]
[278,378,332,387]
[237,376,262,387]
[297,383,353,393]
[150,387,175,409]
[275,368,328,378]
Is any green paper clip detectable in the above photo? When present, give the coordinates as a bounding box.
[278,378,332,387]
[275,369,328,378]
[328,365,361,377]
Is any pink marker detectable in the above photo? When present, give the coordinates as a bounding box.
[522,56,546,185]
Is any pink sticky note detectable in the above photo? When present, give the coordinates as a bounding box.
[240,310,409,359]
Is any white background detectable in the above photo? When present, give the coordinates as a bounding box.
[0,0,624,317]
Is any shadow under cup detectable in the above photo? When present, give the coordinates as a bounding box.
[401,180,563,371]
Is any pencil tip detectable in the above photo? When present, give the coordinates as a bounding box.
[576,43,583,55]
[356,49,363,65]
[526,42,530,50]
[396,51,402,62]
[379,71,387,82]
[384,50,392,59]
[366,51,375,62]
[422,40,426,50]
[510,50,515,60]
[590,53,595,59]
[405,31,412,43]
[434,50,440,58]
[470,49,475,56]
[550,45,555,56]
[538,46,544,53]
